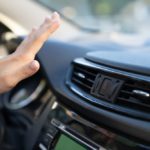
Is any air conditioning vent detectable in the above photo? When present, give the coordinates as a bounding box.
[67,58,150,120]
[117,80,150,113]
[71,64,98,93]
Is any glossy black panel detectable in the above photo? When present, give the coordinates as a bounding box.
[47,103,150,150]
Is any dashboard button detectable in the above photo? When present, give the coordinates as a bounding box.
[46,127,58,137]
[38,143,47,150]
[51,119,61,127]
[41,134,53,148]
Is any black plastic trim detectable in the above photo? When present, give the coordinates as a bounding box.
[37,40,150,144]
[66,58,150,120]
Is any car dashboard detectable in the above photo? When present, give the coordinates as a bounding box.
[0,38,150,150]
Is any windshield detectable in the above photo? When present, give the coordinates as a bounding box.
[38,0,150,35]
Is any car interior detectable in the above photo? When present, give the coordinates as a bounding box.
[0,0,150,150]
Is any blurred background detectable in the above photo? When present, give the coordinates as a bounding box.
[1,0,150,56]
[39,0,150,34]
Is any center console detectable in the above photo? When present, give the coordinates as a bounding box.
[33,101,149,150]
[35,118,100,150]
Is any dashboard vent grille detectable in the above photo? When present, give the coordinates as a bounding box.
[68,59,150,120]
[117,80,150,113]
[71,64,97,93]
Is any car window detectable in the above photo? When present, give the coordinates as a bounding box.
[37,0,150,35]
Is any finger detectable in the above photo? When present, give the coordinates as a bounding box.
[29,26,38,37]
[15,60,40,83]
[15,12,60,57]
[38,15,61,42]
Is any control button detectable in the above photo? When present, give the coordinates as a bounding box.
[51,119,61,127]
[40,133,53,149]
[38,143,47,150]
[46,127,58,137]
[43,123,58,138]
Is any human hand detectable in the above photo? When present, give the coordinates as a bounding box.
[0,12,60,93]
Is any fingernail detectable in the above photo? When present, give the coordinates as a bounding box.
[52,11,59,19]
[53,11,59,15]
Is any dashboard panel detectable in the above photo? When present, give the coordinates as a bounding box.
[0,38,150,150]
[37,40,150,144]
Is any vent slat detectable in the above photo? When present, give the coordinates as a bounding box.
[120,90,133,95]
[73,72,94,84]
[71,65,97,93]
[117,97,150,110]
[117,80,150,113]
[124,83,136,87]
[72,78,91,90]
[124,83,150,92]
[74,66,97,77]
[70,63,150,120]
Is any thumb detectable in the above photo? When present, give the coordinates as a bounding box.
[17,60,40,82]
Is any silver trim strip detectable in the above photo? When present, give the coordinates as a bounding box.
[51,119,101,150]
[133,90,150,98]
[6,80,46,110]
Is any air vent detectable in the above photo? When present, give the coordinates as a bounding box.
[117,80,150,113]
[67,58,150,120]
[71,64,123,102]
[71,64,97,93]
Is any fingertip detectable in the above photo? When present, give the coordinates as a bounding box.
[53,11,59,16]
[32,26,38,32]
[30,60,40,72]
[51,13,61,27]
[44,16,51,23]
[44,12,60,22]
[52,11,60,19]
